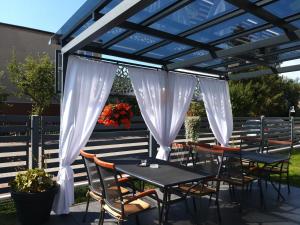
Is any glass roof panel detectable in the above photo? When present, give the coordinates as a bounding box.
[291,20,300,29]
[247,27,283,42]
[188,13,266,43]
[109,33,162,53]
[72,18,94,37]
[215,27,283,49]
[142,43,192,59]
[277,50,300,61]
[128,0,177,23]
[277,40,300,50]
[97,27,127,43]
[215,66,227,72]
[195,58,223,67]
[149,0,236,35]
[171,50,209,62]
[264,0,300,18]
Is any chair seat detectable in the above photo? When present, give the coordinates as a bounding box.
[260,166,288,173]
[103,196,150,219]
[107,186,130,195]
[221,175,256,185]
[178,184,216,196]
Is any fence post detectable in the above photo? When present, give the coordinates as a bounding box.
[260,115,265,153]
[149,132,158,158]
[31,115,40,169]
[291,116,294,144]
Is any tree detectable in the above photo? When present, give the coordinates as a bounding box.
[0,71,9,110]
[229,75,300,117]
[7,52,55,115]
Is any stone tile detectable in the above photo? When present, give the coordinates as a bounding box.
[45,184,300,225]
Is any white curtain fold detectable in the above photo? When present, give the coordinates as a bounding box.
[53,56,117,214]
[129,69,196,160]
[199,79,233,146]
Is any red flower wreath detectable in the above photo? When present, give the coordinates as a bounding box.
[98,103,133,129]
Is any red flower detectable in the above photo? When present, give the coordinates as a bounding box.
[98,103,133,129]
[120,111,126,115]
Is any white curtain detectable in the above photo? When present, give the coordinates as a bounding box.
[199,79,233,146]
[129,69,196,160]
[53,56,117,214]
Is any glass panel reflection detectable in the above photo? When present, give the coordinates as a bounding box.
[188,13,265,43]
[150,0,236,34]
[264,0,300,18]
[109,33,162,53]
[143,43,192,59]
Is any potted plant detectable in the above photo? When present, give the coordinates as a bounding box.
[185,102,205,142]
[9,168,59,225]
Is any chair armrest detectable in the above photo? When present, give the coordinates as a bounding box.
[193,142,212,148]
[118,177,130,183]
[267,139,292,145]
[212,145,240,152]
[123,189,157,204]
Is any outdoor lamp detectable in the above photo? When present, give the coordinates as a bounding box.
[289,106,295,117]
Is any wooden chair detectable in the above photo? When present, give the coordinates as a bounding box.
[259,139,293,199]
[80,150,131,222]
[177,142,222,222]
[213,145,262,211]
[94,157,161,225]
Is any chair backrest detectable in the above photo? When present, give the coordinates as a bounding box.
[212,146,245,182]
[263,118,293,154]
[94,157,123,214]
[190,142,217,165]
[80,149,102,195]
[240,119,262,152]
[169,142,193,166]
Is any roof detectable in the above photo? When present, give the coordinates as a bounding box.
[52,0,300,79]
[0,22,54,35]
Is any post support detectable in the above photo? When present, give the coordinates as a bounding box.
[31,115,40,168]
[260,115,265,153]
[149,132,158,158]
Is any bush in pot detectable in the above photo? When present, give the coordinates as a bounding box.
[9,169,59,225]
[185,101,205,142]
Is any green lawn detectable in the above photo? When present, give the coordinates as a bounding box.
[287,149,300,187]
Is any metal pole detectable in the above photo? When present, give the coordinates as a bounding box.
[290,116,294,144]
[149,132,158,158]
[31,115,40,168]
[260,115,265,153]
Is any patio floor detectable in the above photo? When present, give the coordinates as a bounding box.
[9,183,300,225]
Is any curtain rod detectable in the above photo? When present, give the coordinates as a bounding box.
[72,53,162,71]
[72,53,224,80]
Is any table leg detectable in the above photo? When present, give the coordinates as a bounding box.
[262,163,285,201]
[270,180,285,201]
[258,177,265,209]
[159,188,169,224]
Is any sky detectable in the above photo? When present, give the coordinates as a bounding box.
[0,0,299,80]
[0,0,85,32]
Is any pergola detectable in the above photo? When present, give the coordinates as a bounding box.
[50,0,300,215]
[51,0,300,85]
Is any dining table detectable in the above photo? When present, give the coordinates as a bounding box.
[107,155,215,224]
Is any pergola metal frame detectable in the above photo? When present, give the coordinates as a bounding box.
[51,0,300,86]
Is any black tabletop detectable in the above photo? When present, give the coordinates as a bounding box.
[107,156,214,188]
[240,151,289,164]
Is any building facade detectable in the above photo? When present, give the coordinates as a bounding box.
[0,22,59,115]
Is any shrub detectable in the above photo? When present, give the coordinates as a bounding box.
[9,169,55,193]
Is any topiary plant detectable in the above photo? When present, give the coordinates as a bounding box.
[9,169,56,193]
[185,117,201,142]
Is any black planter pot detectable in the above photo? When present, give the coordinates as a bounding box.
[11,185,59,225]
